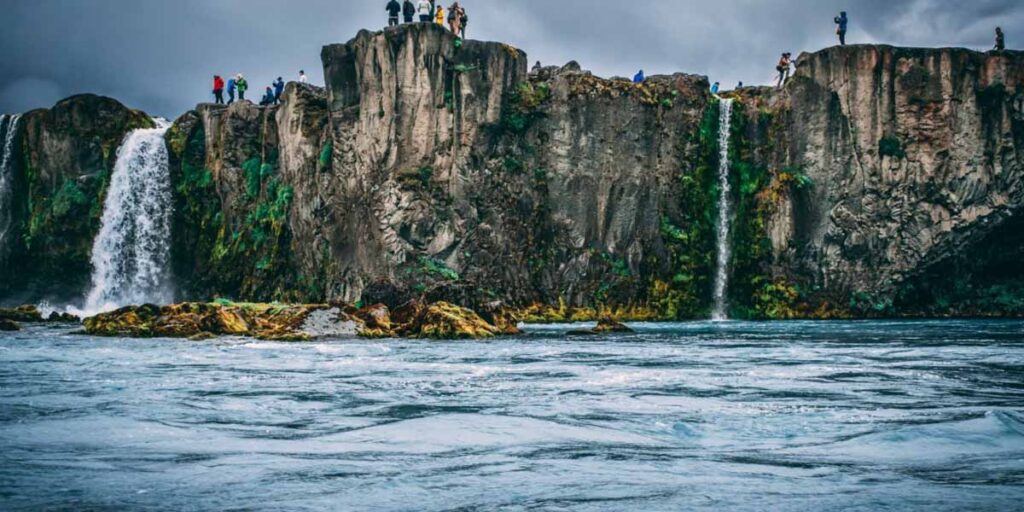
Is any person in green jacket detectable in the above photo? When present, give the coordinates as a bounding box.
[236,74,249,101]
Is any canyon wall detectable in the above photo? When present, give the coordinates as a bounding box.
[1,25,1022,318]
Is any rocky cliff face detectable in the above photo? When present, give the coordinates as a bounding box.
[2,25,1022,319]
[0,95,153,300]
[735,45,1024,316]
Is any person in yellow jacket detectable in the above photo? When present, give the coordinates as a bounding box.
[435,5,445,26]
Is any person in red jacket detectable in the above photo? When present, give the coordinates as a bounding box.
[213,75,225,105]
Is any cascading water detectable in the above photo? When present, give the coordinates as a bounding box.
[0,114,21,254]
[711,99,734,321]
[81,120,174,315]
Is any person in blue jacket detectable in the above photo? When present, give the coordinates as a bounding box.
[226,76,237,105]
[834,11,848,45]
[633,70,645,84]
[711,82,720,94]
[273,77,285,105]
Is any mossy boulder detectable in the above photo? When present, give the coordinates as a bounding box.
[0,319,21,331]
[0,305,44,323]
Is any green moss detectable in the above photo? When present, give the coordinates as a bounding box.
[419,256,460,281]
[319,142,332,168]
[879,135,905,158]
[500,80,551,135]
[648,100,720,319]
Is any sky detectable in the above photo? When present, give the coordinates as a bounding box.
[1,0,1021,119]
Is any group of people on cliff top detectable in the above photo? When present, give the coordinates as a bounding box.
[211,71,308,107]
[386,1,469,38]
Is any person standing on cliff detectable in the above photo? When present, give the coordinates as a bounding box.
[448,3,463,37]
[834,11,848,45]
[273,77,285,105]
[435,5,445,26]
[417,0,432,22]
[226,76,237,105]
[459,7,468,38]
[386,0,402,27]
[299,70,308,84]
[633,70,645,84]
[403,0,416,23]
[776,53,792,89]
[995,27,1005,51]
[212,75,225,105]
[711,82,720,95]
[236,74,248,101]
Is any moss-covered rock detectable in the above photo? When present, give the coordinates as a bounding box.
[0,305,44,323]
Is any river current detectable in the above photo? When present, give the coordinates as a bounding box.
[1,320,1022,511]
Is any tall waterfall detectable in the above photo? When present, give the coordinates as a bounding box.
[0,114,21,255]
[82,121,174,314]
[711,99,734,321]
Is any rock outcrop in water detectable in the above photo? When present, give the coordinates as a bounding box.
[82,300,517,340]
[2,25,1023,320]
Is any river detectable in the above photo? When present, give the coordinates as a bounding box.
[2,320,1022,511]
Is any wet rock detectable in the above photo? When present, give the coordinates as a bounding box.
[0,319,20,331]
[47,311,81,323]
[0,305,44,323]
[409,302,501,340]
[566,318,634,336]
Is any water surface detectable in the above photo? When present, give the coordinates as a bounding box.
[2,320,1023,511]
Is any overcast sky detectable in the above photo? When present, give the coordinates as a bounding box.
[1,0,1021,118]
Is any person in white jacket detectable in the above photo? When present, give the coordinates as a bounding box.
[417,0,433,22]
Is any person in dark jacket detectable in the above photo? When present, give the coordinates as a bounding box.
[273,77,285,104]
[213,75,225,105]
[459,6,468,38]
[226,77,237,104]
[995,27,1005,51]
[834,11,848,45]
[403,0,416,23]
[260,87,275,106]
[386,0,402,26]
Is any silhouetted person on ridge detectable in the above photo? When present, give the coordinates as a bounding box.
[776,53,792,89]
[273,77,285,105]
[835,11,848,45]
[386,0,402,26]
[226,76,237,104]
[995,27,1005,51]
[737,81,744,89]
[459,7,468,38]
[213,75,225,105]
[633,70,645,84]
[417,0,432,22]
[260,86,274,106]
[448,2,463,37]
[403,0,416,23]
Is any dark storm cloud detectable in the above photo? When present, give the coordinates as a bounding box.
[1,0,1021,118]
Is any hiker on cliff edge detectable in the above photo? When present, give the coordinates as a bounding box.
[403,0,416,23]
[633,70,645,84]
[226,76,237,104]
[273,77,285,105]
[260,86,274,107]
[386,0,401,26]
[459,7,468,38]
[995,27,1006,51]
[835,11,848,45]
[711,82,720,94]
[776,53,792,89]
[417,0,432,22]
[236,74,248,101]
[213,75,225,105]
[299,70,308,84]
[448,3,463,37]
[435,5,445,26]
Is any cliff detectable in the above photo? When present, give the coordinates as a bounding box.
[0,95,153,299]
[732,44,1024,317]
[1,25,1022,319]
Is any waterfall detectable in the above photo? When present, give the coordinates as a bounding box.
[711,99,734,321]
[0,114,21,255]
[81,120,174,315]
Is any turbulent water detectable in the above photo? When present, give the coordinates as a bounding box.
[712,99,734,321]
[0,113,21,255]
[2,321,1022,511]
[81,121,174,315]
